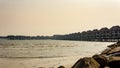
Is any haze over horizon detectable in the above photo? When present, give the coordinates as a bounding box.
[0,0,120,36]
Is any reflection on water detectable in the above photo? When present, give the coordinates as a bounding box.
[0,40,113,58]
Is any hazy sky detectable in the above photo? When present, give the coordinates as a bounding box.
[0,0,120,36]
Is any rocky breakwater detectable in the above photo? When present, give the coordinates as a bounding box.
[58,41,120,68]
[72,41,120,68]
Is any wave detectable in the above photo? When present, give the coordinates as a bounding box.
[0,55,67,59]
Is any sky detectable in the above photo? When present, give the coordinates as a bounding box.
[0,0,120,36]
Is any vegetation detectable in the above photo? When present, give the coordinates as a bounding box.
[0,25,120,41]
[53,25,120,42]
[0,35,52,40]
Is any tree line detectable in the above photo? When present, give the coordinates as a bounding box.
[0,25,120,42]
[0,35,52,40]
[53,25,120,42]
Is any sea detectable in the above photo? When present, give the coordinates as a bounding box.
[0,40,114,68]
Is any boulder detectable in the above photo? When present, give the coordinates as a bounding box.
[58,66,65,68]
[108,60,120,68]
[92,54,108,68]
[101,48,112,55]
[101,41,120,55]
[107,47,120,55]
[60,42,120,68]
[72,57,100,68]
[107,41,120,49]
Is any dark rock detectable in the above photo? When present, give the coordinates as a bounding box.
[58,66,65,68]
[107,41,120,49]
[92,54,108,68]
[101,42,120,55]
[108,60,120,68]
[72,57,100,68]
[101,48,112,55]
[72,42,120,68]
[107,47,120,55]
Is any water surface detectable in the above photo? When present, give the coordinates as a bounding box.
[0,40,113,58]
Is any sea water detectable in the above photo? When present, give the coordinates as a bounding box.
[0,40,113,58]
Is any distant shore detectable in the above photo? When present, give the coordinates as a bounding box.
[0,25,120,42]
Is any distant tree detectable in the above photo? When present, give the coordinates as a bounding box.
[99,27,109,41]
[110,26,120,41]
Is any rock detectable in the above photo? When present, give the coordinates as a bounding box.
[101,41,120,55]
[107,47,120,55]
[107,41,120,49]
[92,54,108,68]
[58,66,65,68]
[108,56,120,62]
[72,42,120,68]
[72,57,100,68]
[107,44,118,49]
[101,48,112,55]
[108,60,120,68]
